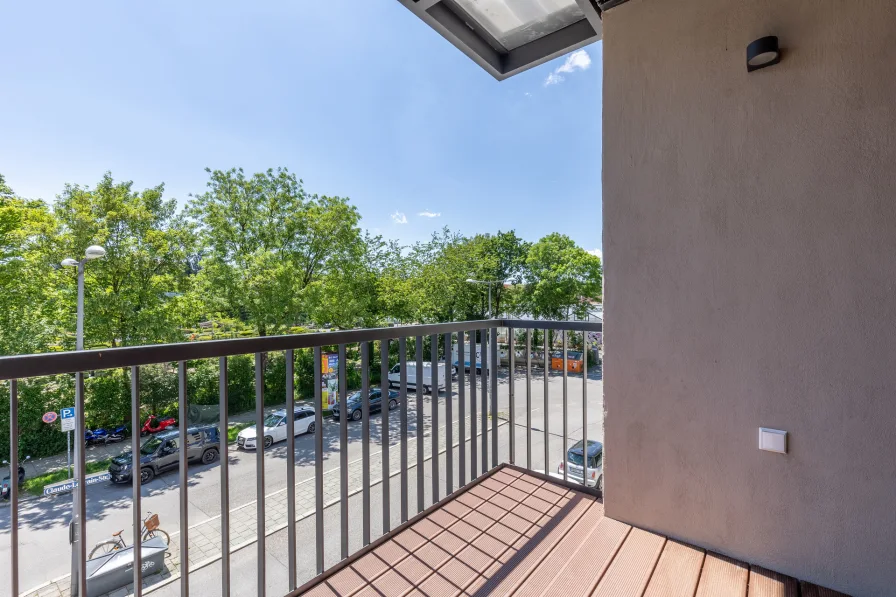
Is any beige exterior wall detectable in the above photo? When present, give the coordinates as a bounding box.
[602,1,896,595]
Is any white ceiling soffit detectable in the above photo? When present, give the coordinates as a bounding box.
[397,0,602,80]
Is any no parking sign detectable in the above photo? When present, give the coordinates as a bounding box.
[42,411,58,424]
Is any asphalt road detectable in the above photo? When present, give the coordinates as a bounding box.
[0,367,602,596]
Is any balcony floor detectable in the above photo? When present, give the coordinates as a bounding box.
[299,466,849,597]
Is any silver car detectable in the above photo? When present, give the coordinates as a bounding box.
[558,439,603,491]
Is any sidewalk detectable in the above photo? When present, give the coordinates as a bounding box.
[22,411,507,597]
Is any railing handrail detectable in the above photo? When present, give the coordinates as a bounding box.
[0,318,601,381]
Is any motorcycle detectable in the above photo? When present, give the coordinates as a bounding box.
[140,414,177,436]
[1,456,30,501]
[85,424,128,446]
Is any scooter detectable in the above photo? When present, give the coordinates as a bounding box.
[86,424,128,445]
[1,456,30,501]
[140,414,177,436]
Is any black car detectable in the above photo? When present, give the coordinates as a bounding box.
[109,425,220,485]
[331,389,400,421]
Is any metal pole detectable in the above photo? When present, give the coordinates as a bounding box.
[488,283,492,319]
[70,261,84,595]
[76,262,84,351]
[67,431,71,480]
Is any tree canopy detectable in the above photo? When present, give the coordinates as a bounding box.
[0,169,602,356]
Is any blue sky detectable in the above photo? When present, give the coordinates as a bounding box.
[0,1,602,253]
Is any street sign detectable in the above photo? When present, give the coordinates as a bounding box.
[43,471,111,496]
[61,406,75,432]
[42,411,58,424]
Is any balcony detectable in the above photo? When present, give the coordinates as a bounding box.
[0,320,848,597]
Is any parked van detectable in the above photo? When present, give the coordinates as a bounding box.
[451,343,490,374]
[387,361,447,394]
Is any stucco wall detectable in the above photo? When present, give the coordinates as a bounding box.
[602,1,896,595]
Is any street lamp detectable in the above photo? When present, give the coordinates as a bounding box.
[61,245,105,351]
[466,278,503,318]
[61,245,105,596]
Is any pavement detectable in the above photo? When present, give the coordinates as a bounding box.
[4,366,603,597]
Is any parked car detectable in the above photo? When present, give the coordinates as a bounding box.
[557,439,603,491]
[387,361,448,393]
[331,389,399,421]
[109,425,220,485]
[237,406,316,450]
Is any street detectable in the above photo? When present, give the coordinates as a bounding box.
[2,366,602,597]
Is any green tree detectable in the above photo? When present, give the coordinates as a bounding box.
[521,233,602,320]
[189,167,365,334]
[0,174,65,355]
[54,173,196,348]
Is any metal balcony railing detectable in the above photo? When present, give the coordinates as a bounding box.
[0,318,601,597]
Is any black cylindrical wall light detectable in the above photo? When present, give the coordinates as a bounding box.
[747,36,780,72]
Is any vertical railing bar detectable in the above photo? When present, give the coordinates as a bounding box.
[481,328,488,473]
[313,348,324,575]
[219,357,230,597]
[131,368,143,597]
[508,327,515,465]
[74,372,88,597]
[430,334,439,503]
[490,327,498,468]
[285,350,296,591]
[254,353,266,596]
[9,379,18,597]
[582,334,589,491]
[470,331,477,480]
[526,329,532,470]
[562,331,568,483]
[444,333,453,495]
[177,362,189,597]
[543,330,550,480]
[381,339,391,534]
[416,336,424,512]
[338,344,348,559]
[361,342,371,546]
[399,337,408,523]
[458,335,466,488]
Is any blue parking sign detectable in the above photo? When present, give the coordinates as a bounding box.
[61,407,75,419]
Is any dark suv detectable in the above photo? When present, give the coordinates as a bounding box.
[109,425,220,485]
[331,389,400,421]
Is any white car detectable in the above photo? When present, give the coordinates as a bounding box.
[236,406,316,450]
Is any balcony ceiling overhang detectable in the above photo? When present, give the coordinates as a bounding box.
[396,0,607,80]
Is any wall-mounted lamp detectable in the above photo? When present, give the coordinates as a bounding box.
[747,36,780,72]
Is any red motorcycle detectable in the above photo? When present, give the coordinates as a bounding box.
[140,415,178,436]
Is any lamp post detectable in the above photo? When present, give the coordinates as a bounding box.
[466,278,502,318]
[61,245,104,596]
[61,245,106,351]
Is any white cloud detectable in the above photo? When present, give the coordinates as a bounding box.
[588,248,602,259]
[544,49,591,86]
[418,210,441,218]
[391,211,408,224]
[544,72,564,86]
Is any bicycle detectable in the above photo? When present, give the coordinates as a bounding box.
[88,512,171,559]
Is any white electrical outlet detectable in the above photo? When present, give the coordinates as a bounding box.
[759,428,788,454]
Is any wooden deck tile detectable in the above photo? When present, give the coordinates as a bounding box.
[695,552,749,597]
[748,565,799,597]
[643,540,706,597]
[540,516,631,597]
[296,467,855,597]
[467,494,595,596]
[323,565,367,595]
[800,581,853,597]
[591,527,666,597]
[510,499,606,597]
